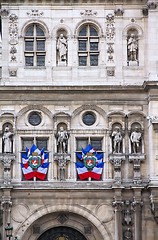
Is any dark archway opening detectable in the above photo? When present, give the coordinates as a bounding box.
[37,226,87,240]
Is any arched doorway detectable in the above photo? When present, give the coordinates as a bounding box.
[37,226,87,240]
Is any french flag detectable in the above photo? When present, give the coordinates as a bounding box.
[21,153,35,180]
[21,145,49,181]
[36,152,49,180]
[91,162,104,180]
[76,144,104,180]
[75,162,90,180]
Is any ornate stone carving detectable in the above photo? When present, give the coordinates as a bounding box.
[113,200,124,211]
[107,43,114,62]
[107,67,115,76]
[109,155,125,184]
[122,201,133,226]
[147,2,157,10]
[142,7,148,16]
[9,69,17,77]
[54,153,70,181]
[129,155,145,185]
[114,8,124,16]
[0,153,16,185]
[9,14,18,45]
[0,9,9,17]
[57,213,68,224]
[8,13,18,68]
[123,228,133,240]
[106,14,115,40]
[27,9,44,17]
[80,9,97,17]
[106,13,115,64]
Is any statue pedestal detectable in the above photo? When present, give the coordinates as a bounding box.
[129,154,145,185]
[58,61,67,67]
[0,153,16,185]
[128,60,138,66]
[54,153,70,181]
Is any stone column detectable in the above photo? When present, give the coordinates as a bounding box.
[113,199,123,240]
[132,198,143,240]
[1,189,12,240]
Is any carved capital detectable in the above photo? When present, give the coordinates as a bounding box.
[132,199,143,211]
[1,196,12,211]
[113,200,124,211]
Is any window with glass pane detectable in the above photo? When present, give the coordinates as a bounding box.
[21,137,48,151]
[76,138,88,151]
[36,138,48,150]
[90,138,102,151]
[78,24,99,66]
[22,138,34,151]
[24,24,46,67]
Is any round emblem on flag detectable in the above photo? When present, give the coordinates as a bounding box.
[83,153,96,170]
[29,155,41,169]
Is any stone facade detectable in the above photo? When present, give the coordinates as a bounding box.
[0,0,158,240]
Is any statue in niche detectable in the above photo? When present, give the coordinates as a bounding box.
[127,33,138,61]
[56,126,69,153]
[2,126,13,153]
[111,126,122,153]
[130,127,142,153]
[57,33,67,63]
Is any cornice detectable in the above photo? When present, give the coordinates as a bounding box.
[0,0,147,5]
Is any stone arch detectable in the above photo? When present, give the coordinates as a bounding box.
[20,19,50,38]
[74,19,103,38]
[72,105,106,119]
[52,24,72,39]
[16,105,53,120]
[123,23,143,38]
[14,204,112,240]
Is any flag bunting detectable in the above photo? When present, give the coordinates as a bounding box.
[21,144,49,180]
[75,144,104,180]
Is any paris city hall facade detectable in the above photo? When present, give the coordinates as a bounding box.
[0,0,158,239]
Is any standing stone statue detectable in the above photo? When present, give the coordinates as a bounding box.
[56,126,69,153]
[2,126,13,153]
[127,33,138,61]
[57,33,67,63]
[130,127,141,153]
[111,127,122,153]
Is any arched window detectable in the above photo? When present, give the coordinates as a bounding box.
[24,24,46,66]
[78,24,99,66]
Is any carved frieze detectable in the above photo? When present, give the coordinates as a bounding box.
[80,9,97,17]
[27,9,44,17]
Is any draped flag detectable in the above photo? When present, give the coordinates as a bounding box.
[75,144,104,180]
[21,144,49,180]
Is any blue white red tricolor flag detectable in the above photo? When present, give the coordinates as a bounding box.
[75,144,104,180]
[21,144,49,180]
